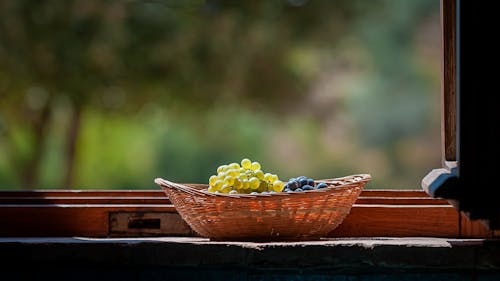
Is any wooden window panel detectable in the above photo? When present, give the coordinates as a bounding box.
[0,190,491,238]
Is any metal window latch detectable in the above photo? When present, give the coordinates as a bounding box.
[109,212,194,237]
[421,161,459,199]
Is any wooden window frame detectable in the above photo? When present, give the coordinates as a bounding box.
[0,189,491,238]
[423,0,500,230]
[0,0,493,239]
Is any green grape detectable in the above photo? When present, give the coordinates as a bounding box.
[217,171,227,179]
[249,177,260,189]
[227,169,239,177]
[214,180,224,189]
[241,158,252,170]
[254,170,264,180]
[221,184,231,193]
[272,180,285,192]
[264,173,273,182]
[210,159,286,194]
[241,179,250,189]
[209,175,218,186]
[250,162,261,171]
[216,165,227,173]
[271,174,279,183]
[224,176,235,186]
[233,178,242,189]
[257,181,268,193]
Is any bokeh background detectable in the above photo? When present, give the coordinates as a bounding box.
[0,0,441,190]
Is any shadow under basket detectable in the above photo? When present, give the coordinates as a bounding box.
[155,174,371,241]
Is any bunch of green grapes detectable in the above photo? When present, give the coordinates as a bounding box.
[207,158,284,194]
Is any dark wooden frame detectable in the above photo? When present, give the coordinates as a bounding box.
[425,0,500,229]
[441,0,456,163]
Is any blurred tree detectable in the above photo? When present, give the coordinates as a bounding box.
[0,0,440,188]
[0,0,351,187]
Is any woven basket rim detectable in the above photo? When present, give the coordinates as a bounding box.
[154,173,371,198]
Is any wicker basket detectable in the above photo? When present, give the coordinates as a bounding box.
[155,174,371,241]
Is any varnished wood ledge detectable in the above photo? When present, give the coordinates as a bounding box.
[0,190,491,238]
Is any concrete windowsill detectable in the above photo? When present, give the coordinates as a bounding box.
[1,237,499,271]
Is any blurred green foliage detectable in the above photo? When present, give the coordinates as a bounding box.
[0,0,441,189]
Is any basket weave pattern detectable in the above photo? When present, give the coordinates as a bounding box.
[155,174,371,241]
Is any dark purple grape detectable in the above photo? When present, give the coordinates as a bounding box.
[307,179,315,186]
[287,180,300,190]
[316,183,328,189]
[302,185,314,190]
[295,188,303,192]
[299,178,308,187]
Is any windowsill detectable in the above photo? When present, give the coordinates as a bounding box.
[1,237,499,273]
[2,189,491,238]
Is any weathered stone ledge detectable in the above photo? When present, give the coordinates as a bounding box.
[0,237,500,280]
